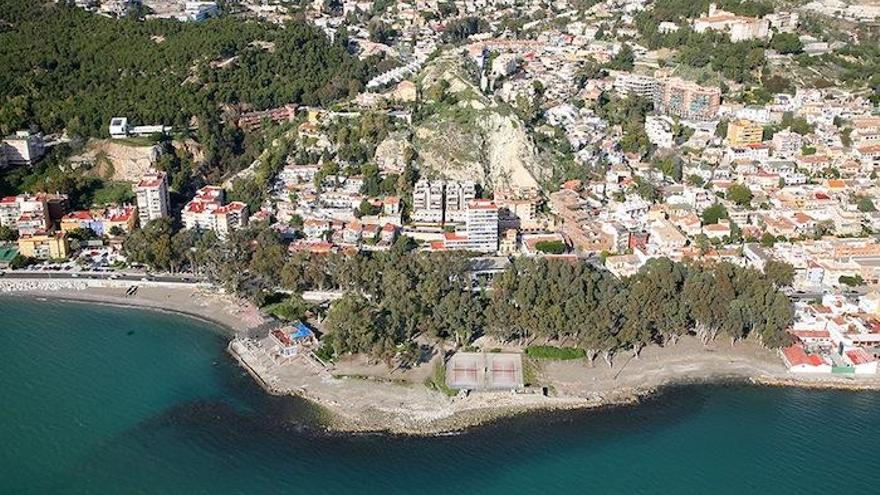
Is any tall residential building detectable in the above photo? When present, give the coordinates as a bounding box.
[412,179,445,223]
[654,78,721,122]
[182,185,248,239]
[443,200,499,253]
[0,193,66,235]
[727,119,764,147]
[444,180,477,224]
[135,170,170,226]
[613,74,660,99]
[465,200,499,253]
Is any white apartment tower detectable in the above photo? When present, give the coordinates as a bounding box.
[464,199,499,253]
[412,179,445,223]
[135,170,170,227]
[444,180,477,224]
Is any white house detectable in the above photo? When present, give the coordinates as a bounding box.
[781,344,832,373]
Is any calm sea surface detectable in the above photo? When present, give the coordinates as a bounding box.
[1,298,877,495]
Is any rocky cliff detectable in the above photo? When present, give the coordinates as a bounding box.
[412,53,551,190]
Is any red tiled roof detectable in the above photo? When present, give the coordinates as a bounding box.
[783,345,826,368]
[467,200,497,210]
[215,202,246,214]
[107,208,134,222]
[137,178,163,188]
[64,210,94,221]
[443,232,467,241]
[185,202,209,213]
[846,348,875,365]
[790,330,831,341]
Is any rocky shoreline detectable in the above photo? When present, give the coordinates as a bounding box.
[226,333,880,436]
[6,281,880,436]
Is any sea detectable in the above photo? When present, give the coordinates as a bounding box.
[1,298,877,495]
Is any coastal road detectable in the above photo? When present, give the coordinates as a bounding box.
[0,270,204,285]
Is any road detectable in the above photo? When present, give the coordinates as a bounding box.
[0,270,204,284]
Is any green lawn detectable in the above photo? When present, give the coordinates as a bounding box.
[525,345,586,360]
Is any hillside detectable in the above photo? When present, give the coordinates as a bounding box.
[412,53,551,191]
[0,0,370,137]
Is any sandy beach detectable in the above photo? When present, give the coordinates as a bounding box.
[0,278,269,335]
[5,277,880,435]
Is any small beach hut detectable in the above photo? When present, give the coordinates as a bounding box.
[270,321,316,358]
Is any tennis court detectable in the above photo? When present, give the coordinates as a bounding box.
[446,352,524,391]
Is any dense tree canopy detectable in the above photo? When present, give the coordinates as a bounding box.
[702,203,729,225]
[126,223,794,362]
[487,257,793,364]
[635,0,773,83]
[0,1,374,137]
[727,183,753,207]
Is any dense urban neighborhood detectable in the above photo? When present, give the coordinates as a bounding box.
[4,0,880,417]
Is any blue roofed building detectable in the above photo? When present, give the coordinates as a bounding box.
[269,321,316,359]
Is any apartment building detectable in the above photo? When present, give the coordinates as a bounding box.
[135,170,170,226]
[60,206,137,236]
[17,232,70,260]
[645,115,675,148]
[654,78,721,121]
[727,119,764,146]
[613,73,660,99]
[412,179,445,223]
[0,193,67,235]
[442,200,499,253]
[182,186,249,239]
[444,180,477,224]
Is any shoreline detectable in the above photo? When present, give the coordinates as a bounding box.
[5,280,880,436]
[228,331,880,435]
[0,280,269,336]
[5,292,240,337]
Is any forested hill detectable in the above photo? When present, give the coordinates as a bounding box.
[0,1,371,137]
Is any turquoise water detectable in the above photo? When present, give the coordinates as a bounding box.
[1,298,878,494]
